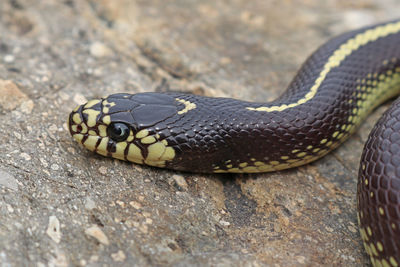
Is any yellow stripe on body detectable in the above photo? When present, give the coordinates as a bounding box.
[248,21,400,112]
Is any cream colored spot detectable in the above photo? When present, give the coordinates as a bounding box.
[297,152,307,158]
[84,99,101,109]
[332,131,339,138]
[379,207,385,215]
[141,136,156,144]
[269,161,280,165]
[367,226,372,236]
[377,241,383,252]
[80,123,88,134]
[365,178,368,185]
[71,125,78,132]
[147,142,166,160]
[88,130,97,136]
[280,156,289,160]
[73,134,84,143]
[127,144,144,164]
[98,125,107,137]
[136,129,149,139]
[176,98,197,114]
[84,136,100,151]
[160,147,175,161]
[112,142,127,160]
[83,109,101,127]
[73,113,82,124]
[102,115,111,125]
[390,257,398,267]
[239,162,248,168]
[96,137,109,156]
[291,149,299,154]
[320,139,327,144]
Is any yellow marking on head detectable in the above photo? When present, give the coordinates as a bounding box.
[280,156,289,160]
[96,137,109,156]
[73,105,80,112]
[127,135,134,142]
[82,109,101,127]
[112,142,127,160]
[312,148,320,153]
[103,107,110,113]
[247,21,400,112]
[141,136,156,144]
[102,115,111,125]
[73,133,84,143]
[80,123,88,134]
[84,99,101,109]
[226,164,233,168]
[176,98,197,114]
[326,141,333,147]
[136,129,149,139]
[147,142,166,160]
[332,131,339,138]
[254,161,264,166]
[320,139,327,144]
[88,130,97,136]
[126,144,144,164]
[365,178,369,185]
[72,113,82,124]
[160,147,175,161]
[71,125,78,132]
[84,136,99,151]
[269,161,280,165]
[291,149,300,154]
[306,145,313,150]
[98,125,107,137]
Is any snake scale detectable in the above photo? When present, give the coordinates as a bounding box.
[68,20,400,265]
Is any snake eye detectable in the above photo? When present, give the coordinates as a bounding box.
[107,122,130,142]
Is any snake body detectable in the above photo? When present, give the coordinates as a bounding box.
[68,20,400,265]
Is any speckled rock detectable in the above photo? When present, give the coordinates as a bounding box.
[0,0,399,266]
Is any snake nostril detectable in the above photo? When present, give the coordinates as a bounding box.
[76,124,83,132]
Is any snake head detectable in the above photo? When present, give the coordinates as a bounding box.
[68,92,185,167]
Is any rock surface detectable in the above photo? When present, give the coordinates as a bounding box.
[0,0,399,266]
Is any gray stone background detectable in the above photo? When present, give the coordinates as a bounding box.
[0,0,399,266]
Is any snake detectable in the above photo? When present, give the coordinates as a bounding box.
[68,20,400,265]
